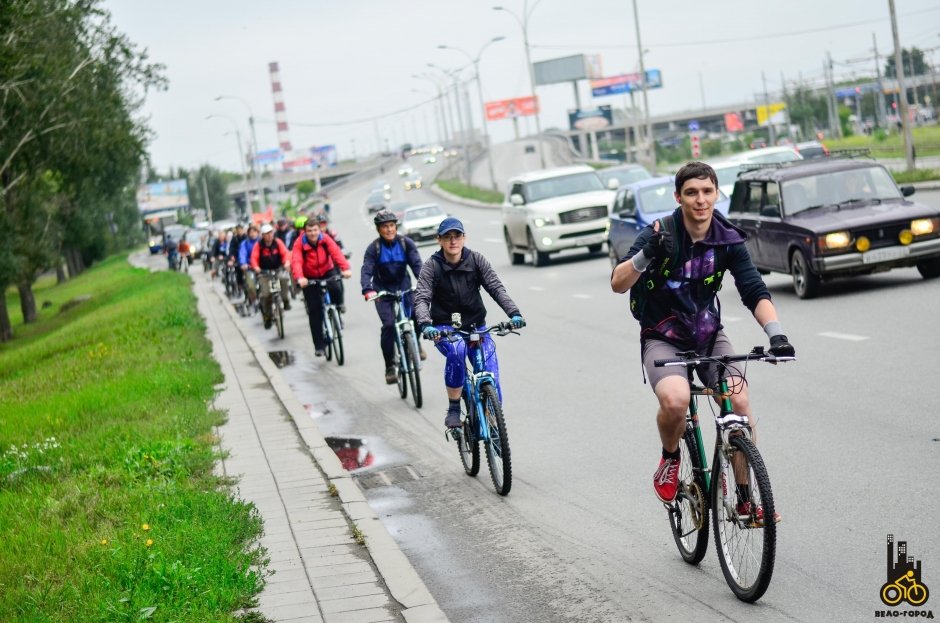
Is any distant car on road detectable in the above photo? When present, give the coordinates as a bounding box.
[423,155,437,164]
[400,203,447,244]
[404,172,423,191]
[727,157,940,298]
[365,191,388,214]
[502,165,614,267]
[606,176,730,267]
[596,163,652,190]
[398,165,414,177]
[524,144,536,154]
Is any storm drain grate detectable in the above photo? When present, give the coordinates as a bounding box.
[355,465,423,490]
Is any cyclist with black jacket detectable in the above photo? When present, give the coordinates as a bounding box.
[610,161,795,508]
[414,217,525,429]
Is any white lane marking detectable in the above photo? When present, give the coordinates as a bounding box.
[572,294,591,299]
[818,331,869,342]
[483,238,502,243]
[722,315,742,323]
[488,220,502,225]
[529,285,545,291]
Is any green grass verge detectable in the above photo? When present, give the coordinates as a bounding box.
[436,178,503,204]
[892,168,940,184]
[824,125,940,158]
[0,256,266,622]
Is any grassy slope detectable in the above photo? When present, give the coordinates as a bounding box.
[0,256,265,622]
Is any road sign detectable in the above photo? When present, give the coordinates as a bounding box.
[690,132,701,158]
[688,120,700,132]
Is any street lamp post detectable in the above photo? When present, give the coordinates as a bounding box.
[438,36,505,191]
[215,95,266,212]
[414,74,453,146]
[412,88,439,145]
[429,64,472,184]
[493,2,547,169]
[632,0,656,172]
[206,114,251,216]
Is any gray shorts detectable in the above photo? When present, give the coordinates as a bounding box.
[642,331,736,391]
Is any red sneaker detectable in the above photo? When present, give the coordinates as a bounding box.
[736,501,781,524]
[653,456,681,503]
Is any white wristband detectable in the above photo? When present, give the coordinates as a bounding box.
[631,250,652,272]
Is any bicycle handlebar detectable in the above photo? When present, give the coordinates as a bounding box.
[654,346,796,368]
[428,322,522,341]
[307,275,343,286]
[371,288,415,302]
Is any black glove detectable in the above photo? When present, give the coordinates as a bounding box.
[769,334,795,357]
[640,228,674,262]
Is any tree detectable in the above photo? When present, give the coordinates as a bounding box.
[296,180,315,203]
[885,47,928,78]
[787,86,829,139]
[0,0,165,339]
[182,165,233,221]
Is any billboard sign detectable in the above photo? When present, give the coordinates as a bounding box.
[724,112,744,133]
[485,96,539,121]
[534,54,589,86]
[136,179,189,216]
[253,148,282,166]
[311,145,337,168]
[568,105,613,131]
[756,102,787,126]
[590,69,662,97]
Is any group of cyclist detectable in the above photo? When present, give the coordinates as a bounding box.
[200,161,795,510]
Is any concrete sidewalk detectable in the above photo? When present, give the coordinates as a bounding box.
[191,273,448,623]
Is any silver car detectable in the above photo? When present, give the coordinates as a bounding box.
[399,203,447,244]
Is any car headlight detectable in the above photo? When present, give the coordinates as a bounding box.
[533,217,556,228]
[820,231,852,251]
[911,217,939,236]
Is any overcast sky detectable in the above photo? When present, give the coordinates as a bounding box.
[105,0,940,173]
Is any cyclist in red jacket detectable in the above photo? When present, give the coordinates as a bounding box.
[291,218,352,356]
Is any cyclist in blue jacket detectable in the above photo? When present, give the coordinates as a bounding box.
[414,217,525,429]
[361,210,425,384]
[238,224,260,308]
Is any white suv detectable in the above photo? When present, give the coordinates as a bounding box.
[502,165,614,266]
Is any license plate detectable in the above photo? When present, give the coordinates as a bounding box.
[578,234,604,245]
[862,246,909,264]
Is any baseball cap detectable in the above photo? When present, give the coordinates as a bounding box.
[437,217,465,236]
[260,223,274,234]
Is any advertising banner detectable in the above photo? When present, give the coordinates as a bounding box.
[533,54,589,86]
[724,112,744,133]
[568,105,613,131]
[136,179,189,215]
[590,69,662,97]
[756,102,787,126]
[311,145,337,168]
[253,148,282,166]
[485,96,539,121]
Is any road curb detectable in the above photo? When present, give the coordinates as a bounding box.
[210,286,449,623]
[429,183,501,209]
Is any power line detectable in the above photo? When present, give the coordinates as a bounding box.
[530,7,940,50]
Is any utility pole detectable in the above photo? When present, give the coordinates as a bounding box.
[633,0,655,171]
[825,52,843,138]
[888,0,915,171]
[780,71,792,140]
[698,71,706,111]
[201,170,214,224]
[762,71,777,144]
[873,33,886,128]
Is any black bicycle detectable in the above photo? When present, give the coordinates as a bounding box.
[372,289,422,408]
[654,347,795,602]
[311,276,344,365]
[260,269,285,340]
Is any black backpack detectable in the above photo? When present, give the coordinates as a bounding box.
[373,235,407,259]
[629,214,727,322]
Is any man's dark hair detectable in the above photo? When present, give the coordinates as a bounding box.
[675,161,718,195]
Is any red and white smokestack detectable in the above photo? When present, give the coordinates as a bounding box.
[268,61,292,153]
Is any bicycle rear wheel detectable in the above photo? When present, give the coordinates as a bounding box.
[481,385,511,496]
[457,392,480,476]
[403,334,422,408]
[711,434,776,602]
[669,427,709,564]
[328,308,344,366]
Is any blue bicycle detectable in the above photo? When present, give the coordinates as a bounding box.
[372,289,422,408]
[431,317,521,496]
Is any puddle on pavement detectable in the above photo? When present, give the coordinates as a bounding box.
[325,436,376,471]
[267,350,295,368]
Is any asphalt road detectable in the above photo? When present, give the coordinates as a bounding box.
[227,159,939,622]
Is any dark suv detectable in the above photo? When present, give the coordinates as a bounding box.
[727,158,940,298]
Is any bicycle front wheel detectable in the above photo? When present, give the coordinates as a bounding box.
[711,434,776,602]
[322,314,333,361]
[457,392,480,476]
[481,385,511,496]
[669,427,709,564]
[274,297,284,340]
[328,308,344,366]
[404,334,422,408]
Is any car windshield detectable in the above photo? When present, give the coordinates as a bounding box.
[525,172,604,202]
[404,205,443,221]
[599,167,651,186]
[782,167,901,215]
[638,182,678,214]
[714,165,743,188]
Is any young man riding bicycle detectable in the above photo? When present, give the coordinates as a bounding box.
[291,218,352,356]
[414,217,525,429]
[361,209,426,385]
[250,223,292,329]
[610,161,795,510]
